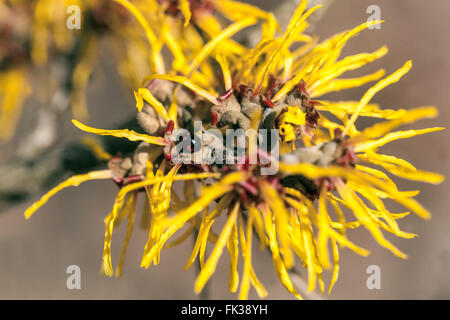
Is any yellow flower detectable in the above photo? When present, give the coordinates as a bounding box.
[0,68,31,142]
[24,0,444,300]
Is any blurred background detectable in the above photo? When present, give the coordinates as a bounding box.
[0,0,449,299]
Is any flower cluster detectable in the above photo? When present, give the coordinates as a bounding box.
[25,0,444,299]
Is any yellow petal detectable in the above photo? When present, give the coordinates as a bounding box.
[214,0,280,40]
[355,127,444,152]
[261,183,294,269]
[318,190,331,269]
[134,88,169,120]
[359,152,416,171]
[178,0,191,27]
[144,74,219,105]
[0,68,31,142]
[141,172,244,268]
[311,69,385,97]
[81,137,112,161]
[301,224,317,292]
[188,17,257,77]
[215,53,232,91]
[185,195,232,270]
[255,4,322,91]
[113,0,165,73]
[327,239,339,294]
[261,205,302,299]
[280,162,431,219]
[238,205,268,299]
[358,106,439,140]
[382,165,445,184]
[317,101,407,119]
[166,223,196,249]
[336,180,408,259]
[115,192,137,278]
[359,152,445,184]
[71,36,98,121]
[227,219,240,293]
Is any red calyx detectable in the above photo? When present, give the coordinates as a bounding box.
[164,151,172,162]
[265,79,280,99]
[113,177,124,188]
[309,100,322,107]
[123,175,144,186]
[165,120,175,134]
[297,80,308,96]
